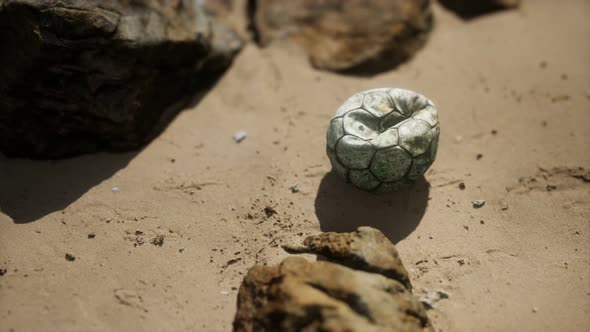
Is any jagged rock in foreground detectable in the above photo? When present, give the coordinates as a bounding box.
[234,227,432,332]
[250,0,433,74]
[285,226,413,290]
[438,0,520,19]
[0,0,242,158]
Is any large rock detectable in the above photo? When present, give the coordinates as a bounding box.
[250,0,433,74]
[234,227,432,332]
[0,0,242,158]
[438,0,520,19]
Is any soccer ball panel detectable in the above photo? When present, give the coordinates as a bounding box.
[370,128,398,149]
[429,126,440,162]
[362,91,396,117]
[370,146,412,182]
[379,111,407,131]
[334,93,364,118]
[407,154,432,181]
[327,148,348,180]
[343,109,380,140]
[349,169,381,191]
[388,88,430,115]
[326,117,344,150]
[336,135,375,169]
[398,119,433,157]
[412,106,438,127]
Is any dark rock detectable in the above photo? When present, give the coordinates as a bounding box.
[439,0,520,19]
[0,0,242,158]
[234,227,432,332]
[151,235,164,247]
[250,0,433,75]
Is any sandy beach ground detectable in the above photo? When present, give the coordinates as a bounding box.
[1,1,589,331]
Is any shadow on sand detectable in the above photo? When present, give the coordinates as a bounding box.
[0,56,233,224]
[0,152,137,224]
[314,172,430,244]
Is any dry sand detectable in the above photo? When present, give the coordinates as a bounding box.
[1,1,589,331]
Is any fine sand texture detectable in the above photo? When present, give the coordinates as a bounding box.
[1,1,589,331]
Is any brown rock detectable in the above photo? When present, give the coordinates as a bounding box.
[250,0,433,74]
[284,226,412,290]
[0,0,242,158]
[438,0,520,19]
[234,227,432,332]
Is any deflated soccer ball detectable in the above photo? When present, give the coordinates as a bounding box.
[326,88,439,192]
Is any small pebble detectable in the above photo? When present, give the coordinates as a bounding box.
[111,187,120,193]
[476,153,483,160]
[532,307,539,313]
[65,253,76,262]
[458,182,466,190]
[500,200,509,210]
[472,200,486,208]
[220,290,229,296]
[87,233,96,239]
[290,184,300,193]
[233,131,247,143]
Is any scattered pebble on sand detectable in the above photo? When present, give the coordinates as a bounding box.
[500,200,509,210]
[220,290,229,296]
[87,233,96,239]
[65,253,76,261]
[419,288,450,309]
[263,206,277,217]
[458,182,466,190]
[111,187,120,193]
[151,235,165,247]
[472,200,486,208]
[233,131,247,143]
[290,184,300,193]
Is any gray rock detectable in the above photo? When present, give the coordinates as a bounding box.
[250,0,433,74]
[0,0,242,158]
[234,227,432,332]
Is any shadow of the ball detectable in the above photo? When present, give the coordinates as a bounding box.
[314,171,430,244]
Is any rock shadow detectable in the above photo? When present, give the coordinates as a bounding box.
[0,52,231,224]
[314,172,430,244]
[438,0,518,20]
[0,151,137,224]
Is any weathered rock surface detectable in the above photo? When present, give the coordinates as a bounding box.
[0,0,242,158]
[439,0,520,19]
[234,227,432,332]
[285,226,412,290]
[250,0,433,74]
